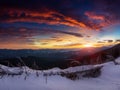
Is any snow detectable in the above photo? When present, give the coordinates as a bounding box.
[0,65,23,75]
[0,57,120,90]
[115,57,120,64]
[43,65,99,74]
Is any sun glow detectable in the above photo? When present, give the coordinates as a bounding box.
[83,44,94,47]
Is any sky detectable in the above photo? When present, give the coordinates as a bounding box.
[0,0,120,49]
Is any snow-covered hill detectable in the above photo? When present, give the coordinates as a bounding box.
[0,57,120,90]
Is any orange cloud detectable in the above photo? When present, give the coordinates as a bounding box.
[0,9,87,29]
[54,43,83,48]
[85,11,105,20]
[1,8,115,30]
[84,11,113,30]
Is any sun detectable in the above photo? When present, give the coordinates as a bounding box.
[83,44,93,47]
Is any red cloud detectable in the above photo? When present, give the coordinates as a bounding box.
[84,11,114,30]
[0,8,117,30]
[0,9,87,29]
[85,11,105,20]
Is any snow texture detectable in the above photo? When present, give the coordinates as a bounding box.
[0,57,120,90]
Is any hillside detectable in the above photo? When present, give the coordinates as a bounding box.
[0,57,120,90]
[0,44,120,70]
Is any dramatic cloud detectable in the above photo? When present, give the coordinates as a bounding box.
[103,40,113,43]
[97,41,105,43]
[0,27,83,44]
[115,39,120,42]
[54,43,83,47]
[0,0,120,49]
[0,0,120,30]
[50,30,83,37]
[85,11,105,20]
[0,9,87,28]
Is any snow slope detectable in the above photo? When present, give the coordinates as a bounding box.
[0,57,120,90]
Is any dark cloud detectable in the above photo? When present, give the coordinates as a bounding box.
[97,41,105,43]
[54,43,82,47]
[108,40,113,43]
[0,9,87,28]
[94,0,120,20]
[56,39,63,42]
[86,35,91,38]
[0,0,120,30]
[40,42,48,45]
[52,30,83,37]
[0,0,120,49]
[104,40,113,43]
[115,39,120,42]
[0,27,83,44]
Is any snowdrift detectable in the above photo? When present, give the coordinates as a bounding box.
[0,57,120,90]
